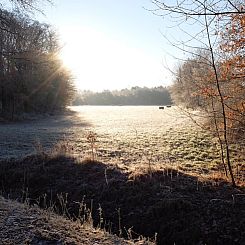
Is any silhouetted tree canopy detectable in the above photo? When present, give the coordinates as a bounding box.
[0,9,75,119]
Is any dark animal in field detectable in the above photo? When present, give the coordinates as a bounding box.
[166,105,171,108]
[159,106,164,109]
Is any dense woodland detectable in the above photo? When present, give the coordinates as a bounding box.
[73,86,172,106]
[0,3,75,120]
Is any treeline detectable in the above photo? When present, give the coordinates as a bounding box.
[73,86,172,105]
[0,3,75,119]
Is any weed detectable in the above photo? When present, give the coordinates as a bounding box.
[117,208,122,237]
[33,139,44,155]
[52,141,73,157]
[104,167,109,186]
[98,204,104,229]
[86,131,97,161]
[57,193,69,218]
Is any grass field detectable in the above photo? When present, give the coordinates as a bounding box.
[1,106,244,179]
[0,107,196,161]
[72,106,219,173]
[64,106,244,179]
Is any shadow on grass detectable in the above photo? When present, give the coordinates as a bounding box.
[0,155,245,245]
[0,109,92,159]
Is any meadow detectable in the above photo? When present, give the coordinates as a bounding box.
[1,106,243,178]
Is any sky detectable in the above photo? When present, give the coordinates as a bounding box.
[2,0,214,92]
[32,0,184,91]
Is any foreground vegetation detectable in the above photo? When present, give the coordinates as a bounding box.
[0,196,149,244]
[0,154,244,244]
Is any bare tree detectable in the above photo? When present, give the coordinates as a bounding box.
[3,0,52,11]
[151,0,245,186]
[0,0,52,32]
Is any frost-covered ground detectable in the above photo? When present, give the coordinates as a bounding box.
[72,106,209,165]
[1,106,226,174]
[0,106,190,159]
[0,109,90,159]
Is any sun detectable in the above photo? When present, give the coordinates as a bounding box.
[59,26,125,90]
[59,26,167,91]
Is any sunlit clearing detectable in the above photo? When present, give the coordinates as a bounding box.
[59,26,167,91]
